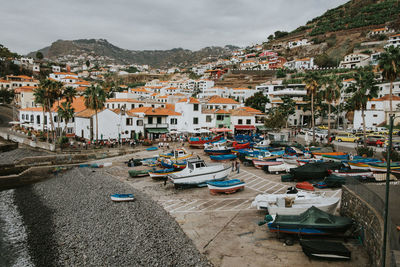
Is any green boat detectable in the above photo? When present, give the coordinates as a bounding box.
[128,169,151,177]
[267,206,353,236]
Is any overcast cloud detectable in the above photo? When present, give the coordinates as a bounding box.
[1,0,348,54]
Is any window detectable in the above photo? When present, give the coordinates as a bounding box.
[157,117,162,124]
[170,118,177,125]
[36,115,40,124]
[222,105,227,109]
[238,119,243,125]
[126,118,133,125]
[216,115,224,120]
[137,120,143,126]
[54,116,57,123]
[193,117,199,124]
[193,104,199,111]
[148,117,153,124]
[112,104,114,109]
[206,115,212,122]
[371,104,376,109]
[67,127,73,134]
[246,119,251,124]
[373,114,378,117]
[131,104,135,109]
[30,115,34,122]
[22,114,25,120]
[44,116,47,124]
[71,117,74,123]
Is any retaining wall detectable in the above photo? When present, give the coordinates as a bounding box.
[0,131,56,151]
[341,186,382,266]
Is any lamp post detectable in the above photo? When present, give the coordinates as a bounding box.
[382,113,394,267]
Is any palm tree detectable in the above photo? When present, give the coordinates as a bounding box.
[378,46,400,115]
[304,72,321,144]
[33,86,47,133]
[84,85,106,141]
[346,67,379,147]
[322,75,341,143]
[63,86,77,103]
[57,102,75,136]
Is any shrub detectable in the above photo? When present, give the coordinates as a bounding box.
[382,149,400,162]
[356,146,374,157]
[58,136,69,145]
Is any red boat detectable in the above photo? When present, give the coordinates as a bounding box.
[295,181,315,191]
[232,141,250,149]
[188,135,221,148]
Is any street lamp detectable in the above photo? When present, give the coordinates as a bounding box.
[382,113,395,267]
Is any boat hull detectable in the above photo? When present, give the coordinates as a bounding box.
[110,194,134,202]
[267,198,340,215]
[168,166,231,185]
[207,183,245,194]
[252,160,283,169]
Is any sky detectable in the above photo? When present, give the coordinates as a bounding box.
[1,0,348,55]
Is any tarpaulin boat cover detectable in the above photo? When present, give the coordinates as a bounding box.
[300,239,351,260]
[290,162,343,181]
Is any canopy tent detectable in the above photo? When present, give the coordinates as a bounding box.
[9,121,22,125]
[146,128,169,134]
[210,127,232,133]
[199,129,212,134]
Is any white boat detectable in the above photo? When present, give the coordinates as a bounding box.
[110,194,135,202]
[159,148,193,161]
[251,190,340,215]
[253,139,271,149]
[282,154,312,165]
[168,158,231,186]
[268,163,297,174]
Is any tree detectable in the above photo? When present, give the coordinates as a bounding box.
[35,51,43,60]
[267,34,274,41]
[84,85,106,141]
[85,60,90,68]
[63,86,77,103]
[264,108,286,129]
[304,72,321,143]
[277,96,296,128]
[276,69,286,78]
[245,92,269,112]
[0,88,14,104]
[378,46,400,115]
[346,67,379,147]
[315,53,336,68]
[322,75,341,143]
[57,102,75,136]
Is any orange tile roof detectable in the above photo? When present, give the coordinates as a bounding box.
[372,28,387,32]
[343,78,356,82]
[159,96,168,99]
[370,95,400,101]
[233,87,252,90]
[230,109,252,116]
[165,87,178,90]
[54,72,77,75]
[75,81,90,85]
[165,103,175,110]
[131,88,151,93]
[76,86,87,92]
[240,106,264,114]
[106,98,140,103]
[241,60,255,64]
[19,107,44,112]
[63,76,78,80]
[52,96,87,113]
[128,107,181,116]
[0,79,10,83]
[216,109,229,114]
[390,34,400,38]
[295,58,311,61]
[75,108,105,118]
[15,86,36,93]
[207,96,239,104]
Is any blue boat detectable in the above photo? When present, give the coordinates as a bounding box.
[207,179,244,187]
[207,179,245,194]
[210,154,237,161]
[110,193,135,202]
[146,146,158,151]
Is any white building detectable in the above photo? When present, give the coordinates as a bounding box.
[294,58,315,70]
[368,27,394,37]
[287,39,311,49]
[339,53,370,69]
[385,34,400,48]
[175,97,202,132]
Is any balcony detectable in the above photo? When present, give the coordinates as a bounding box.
[145,123,169,129]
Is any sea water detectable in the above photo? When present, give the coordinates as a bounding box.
[0,190,34,267]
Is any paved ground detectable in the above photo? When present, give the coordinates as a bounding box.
[93,145,370,266]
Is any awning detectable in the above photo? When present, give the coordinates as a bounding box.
[256,125,270,131]
[234,125,256,130]
[146,128,169,134]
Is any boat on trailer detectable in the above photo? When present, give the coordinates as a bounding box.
[168,158,231,187]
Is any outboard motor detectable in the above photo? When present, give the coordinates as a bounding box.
[286,186,298,194]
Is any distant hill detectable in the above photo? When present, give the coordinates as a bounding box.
[28,39,238,68]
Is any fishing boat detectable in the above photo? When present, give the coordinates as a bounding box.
[168,158,231,187]
[253,140,271,149]
[128,169,151,177]
[321,154,349,162]
[110,193,135,202]
[159,148,193,161]
[207,179,245,194]
[290,162,343,181]
[323,174,347,187]
[146,146,158,151]
[252,159,283,169]
[297,159,323,166]
[245,150,280,161]
[252,190,340,215]
[368,162,400,172]
[210,154,237,161]
[160,158,174,168]
[188,135,221,148]
[328,168,373,177]
[300,240,351,260]
[231,141,251,149]
[348,158,381,170]
[296,181,315,191]
[282,154,313,165]
[172,161,186,170]
[267,163,297,174]
[312,152,347,160]
[148,168,182,179]
[267,206,353,235]
[141,157,159,166]
[204,142,232,155]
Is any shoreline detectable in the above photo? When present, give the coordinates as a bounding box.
[8,167,210,266]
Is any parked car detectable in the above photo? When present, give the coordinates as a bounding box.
[335,133,359,143]
[365,135,385,147]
